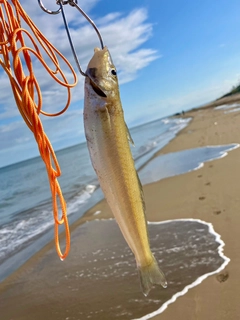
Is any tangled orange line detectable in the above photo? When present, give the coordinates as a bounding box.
[0,0,78,260]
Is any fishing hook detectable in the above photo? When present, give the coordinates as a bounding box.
[37,0,104,77]
[37,0,61,15]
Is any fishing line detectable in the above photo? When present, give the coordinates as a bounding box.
[0,0,105,260]
[0,0,78,260]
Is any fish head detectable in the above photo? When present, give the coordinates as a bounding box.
[85,46,119,99]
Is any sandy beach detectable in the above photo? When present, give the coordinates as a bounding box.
[1,98,240,319]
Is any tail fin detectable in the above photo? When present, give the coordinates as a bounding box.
[137,256,167,296]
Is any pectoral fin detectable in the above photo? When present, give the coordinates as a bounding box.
[125,122,134,146]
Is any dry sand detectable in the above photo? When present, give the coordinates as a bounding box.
[145,105,240,320]
[1,98,240,319]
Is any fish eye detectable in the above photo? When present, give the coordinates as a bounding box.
[111,69,117,76]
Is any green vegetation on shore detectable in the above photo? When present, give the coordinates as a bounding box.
[219,81,240,99]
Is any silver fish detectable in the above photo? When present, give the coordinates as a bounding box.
[84,46,167,296]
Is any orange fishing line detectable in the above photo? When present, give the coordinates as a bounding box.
[0,0,78,260]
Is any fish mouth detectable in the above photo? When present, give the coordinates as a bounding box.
[89,79,107,98]
[86,67,107,98]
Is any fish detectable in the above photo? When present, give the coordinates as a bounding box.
[83,46,167,296]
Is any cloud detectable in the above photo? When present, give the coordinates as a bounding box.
[0,120,31,150]
[1,4,157,111]
[135,76,240,125]
[0,3,158,166]
[0,108,85,167]
[40,109,85,147]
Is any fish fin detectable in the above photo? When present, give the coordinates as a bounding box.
[136,173,146,212]
[125,121,134,146]
[137,255,167,296]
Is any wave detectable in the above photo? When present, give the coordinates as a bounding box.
[0,183,98,262]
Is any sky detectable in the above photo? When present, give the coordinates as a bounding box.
[1,0,240,167]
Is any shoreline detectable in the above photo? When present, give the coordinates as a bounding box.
[196,93,240,109]
[1,98,240,319]
[136,218,230,320]
[143,104,240,319]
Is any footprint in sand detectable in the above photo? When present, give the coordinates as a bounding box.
[197,175,202,178]
[213,210,221,215]
[205,182,211,186]
[199,196,206,200]
[216,271,229,283]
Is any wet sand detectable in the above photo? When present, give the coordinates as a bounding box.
[1,98,240,319]
[0,218,228,320]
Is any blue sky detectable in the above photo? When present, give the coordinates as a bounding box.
[1,0,240,167]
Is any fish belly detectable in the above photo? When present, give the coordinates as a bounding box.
[84,90,167,295]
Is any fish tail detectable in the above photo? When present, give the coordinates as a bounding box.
[137,255,167,296]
